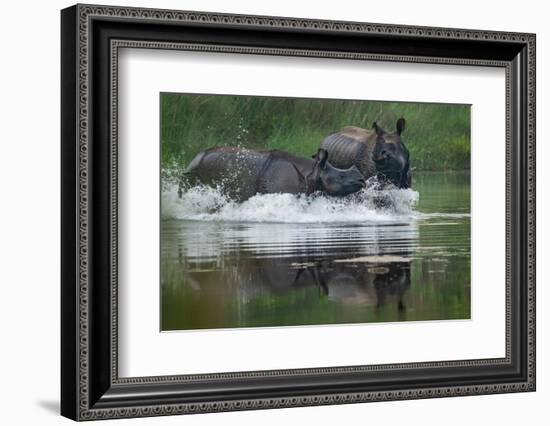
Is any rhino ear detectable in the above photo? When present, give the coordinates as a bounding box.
[315,149,329,169]
[372,122,383,135]
[396,118,406,135]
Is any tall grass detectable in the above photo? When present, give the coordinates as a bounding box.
[161,93,470,172]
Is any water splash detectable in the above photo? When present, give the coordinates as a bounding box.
[162,181,421,223]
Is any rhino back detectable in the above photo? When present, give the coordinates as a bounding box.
[320,129,377,178]
[257,156,306,195]
[186,147,268,200]
[339,126,376,142]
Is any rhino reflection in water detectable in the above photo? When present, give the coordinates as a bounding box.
[179,251,411,312]
[292,258,410,311]
[179,147,366,201]
[320,260,409,311]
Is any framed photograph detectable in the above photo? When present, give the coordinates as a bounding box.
[61,4,536,421]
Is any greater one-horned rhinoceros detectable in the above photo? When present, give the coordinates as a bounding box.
[319,118,411,189]
[180,147,366,201]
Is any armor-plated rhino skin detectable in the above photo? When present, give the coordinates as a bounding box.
[180,147,366,201]
[320,118,411,189]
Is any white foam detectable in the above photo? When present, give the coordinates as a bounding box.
[162,183,423,223]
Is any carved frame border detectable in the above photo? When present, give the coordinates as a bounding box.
[62,3,535,421]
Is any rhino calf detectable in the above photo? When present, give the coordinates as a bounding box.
[180,147,366,201]
[320,118,411,189]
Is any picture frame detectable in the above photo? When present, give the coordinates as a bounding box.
[61,3,536,421]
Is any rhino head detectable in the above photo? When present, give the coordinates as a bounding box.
[311,149,366,196]
[372,118,411,189]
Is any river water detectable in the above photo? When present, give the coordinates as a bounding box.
[161,172,471,331]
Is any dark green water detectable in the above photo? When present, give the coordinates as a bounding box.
[161,172,470,331]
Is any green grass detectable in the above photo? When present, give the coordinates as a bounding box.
[161,93,471,173]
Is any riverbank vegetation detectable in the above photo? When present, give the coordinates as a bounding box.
[161,93,470,172]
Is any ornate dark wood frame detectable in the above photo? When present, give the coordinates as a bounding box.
[61,3,536,421]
